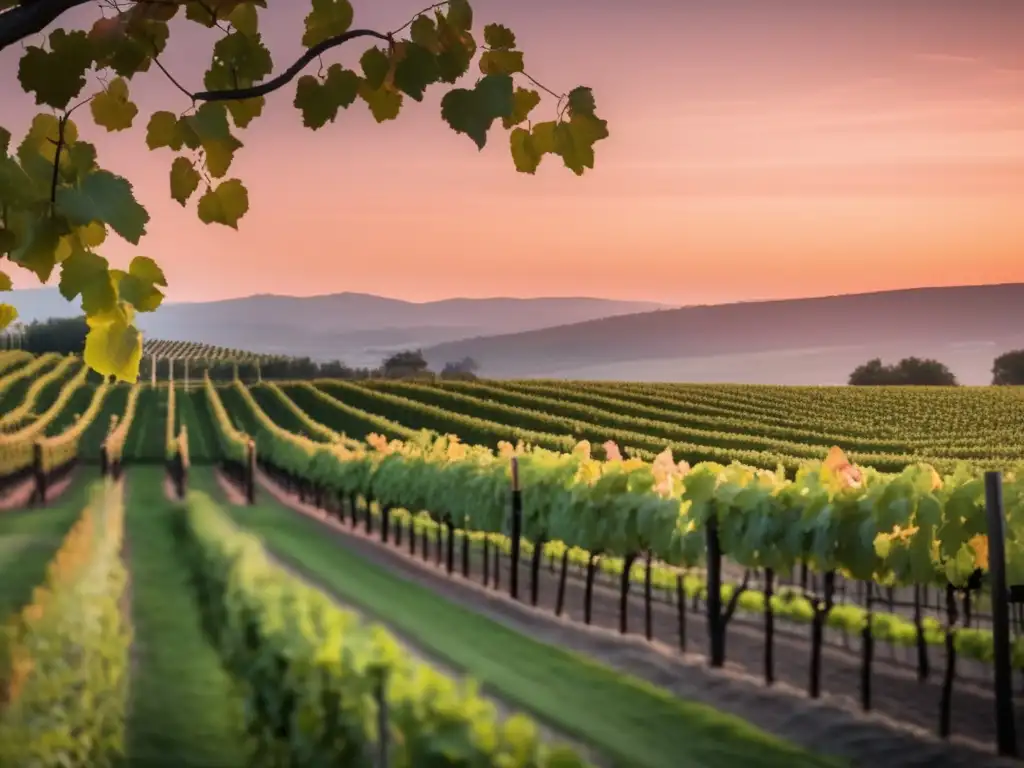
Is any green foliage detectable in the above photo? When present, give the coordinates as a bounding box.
[992,349,1024,386]
[0,0,607,381]
[180,489,589,766]
[849,357,958,386]
[0,481,129,767]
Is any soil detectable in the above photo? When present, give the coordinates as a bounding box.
[245,469,1018,768]
[0,470,77,511]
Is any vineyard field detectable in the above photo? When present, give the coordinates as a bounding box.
[1,351,1022,768]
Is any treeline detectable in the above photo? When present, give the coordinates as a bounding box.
[849,350,1024,386]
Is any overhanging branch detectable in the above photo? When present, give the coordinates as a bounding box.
[192,28,390,103]
[0,0,92,51]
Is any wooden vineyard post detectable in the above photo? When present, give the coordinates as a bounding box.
[100,445,109,477]
[706,513,725,667]
[32,441,45,505]
[984,470,1018,757]
[245,440,256,505]
[509,457,523,601]
[151,354,157,386]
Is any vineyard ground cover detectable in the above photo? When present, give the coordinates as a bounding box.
[238,466,1013,768]
[249,384,331,442]
[192,468,837,768]
[122,469,248,767]
[124,387,168,462]
[177,389,219,463]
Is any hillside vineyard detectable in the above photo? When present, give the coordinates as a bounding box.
[1,348,1022,767]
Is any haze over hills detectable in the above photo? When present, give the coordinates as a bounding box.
[2,289,667,367]
[422,283,1024,386]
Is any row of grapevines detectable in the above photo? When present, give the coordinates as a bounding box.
[0,351,31,376]
[450,379,914,453]
[180,490,589,766]
[0,366,95,475]
[0,353,59,411]
[0,356,79,432]
[495,380,1024,463]
[229,386,1024,668]
[0,480,129,766]
[283,382,419,442]
[259,382,348,444]
[165,381,177,459]
[103,384,141,464]
[38,382,112,472]
[367,379,915,460]
[203,376,249,462]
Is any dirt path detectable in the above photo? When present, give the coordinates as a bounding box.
[248,469,1016,768]
[210,471,609,766]
[0,470,77,511]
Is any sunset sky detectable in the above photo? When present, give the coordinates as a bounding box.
[2,0,1023,305]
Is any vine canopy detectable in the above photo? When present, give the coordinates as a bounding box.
[0,0,608,380]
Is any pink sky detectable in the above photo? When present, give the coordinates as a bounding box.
[2,0,1023,304]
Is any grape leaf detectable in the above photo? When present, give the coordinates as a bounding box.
[480,51,523,76]
[91,77,139,132]
[0,270,12,292]
[567,86,597,117]
[0,304,17,330]
[360,47,390,90]
[146,111,184,150]
[197,179,249,228]
[170,157,201,205]
[503,88,540,129]
[302,0,354,48]
[393,43,440,101]
[483,24,516,50]
[59,248,117,315]
[128,255,167,287]
[358,82,403,123]
[204,134,244,178]
[84,305,142,382]
[440,74,514,149]
[0,127,10,156]
[56,169,150,245]
[553,114,609,175]
[18,29,93,109]
[115,257,165,312]
[294,65,359,129]
[9,215,62,282]
[510,128,541,174]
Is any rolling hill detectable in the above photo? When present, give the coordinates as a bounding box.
[4,289,667,366]
[422,283,1024,385]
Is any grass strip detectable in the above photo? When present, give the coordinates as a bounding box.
[123,468,247,768]
[194,468,839,768]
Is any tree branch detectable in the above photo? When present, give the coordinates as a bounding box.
[0,0,92,51]
[192,29,390,103]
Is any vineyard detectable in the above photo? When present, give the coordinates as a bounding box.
[0,349,1022,767]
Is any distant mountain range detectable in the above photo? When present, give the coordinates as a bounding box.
[2,289,667,367]
[7,283,1022,384]
[422,283,1024,386]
